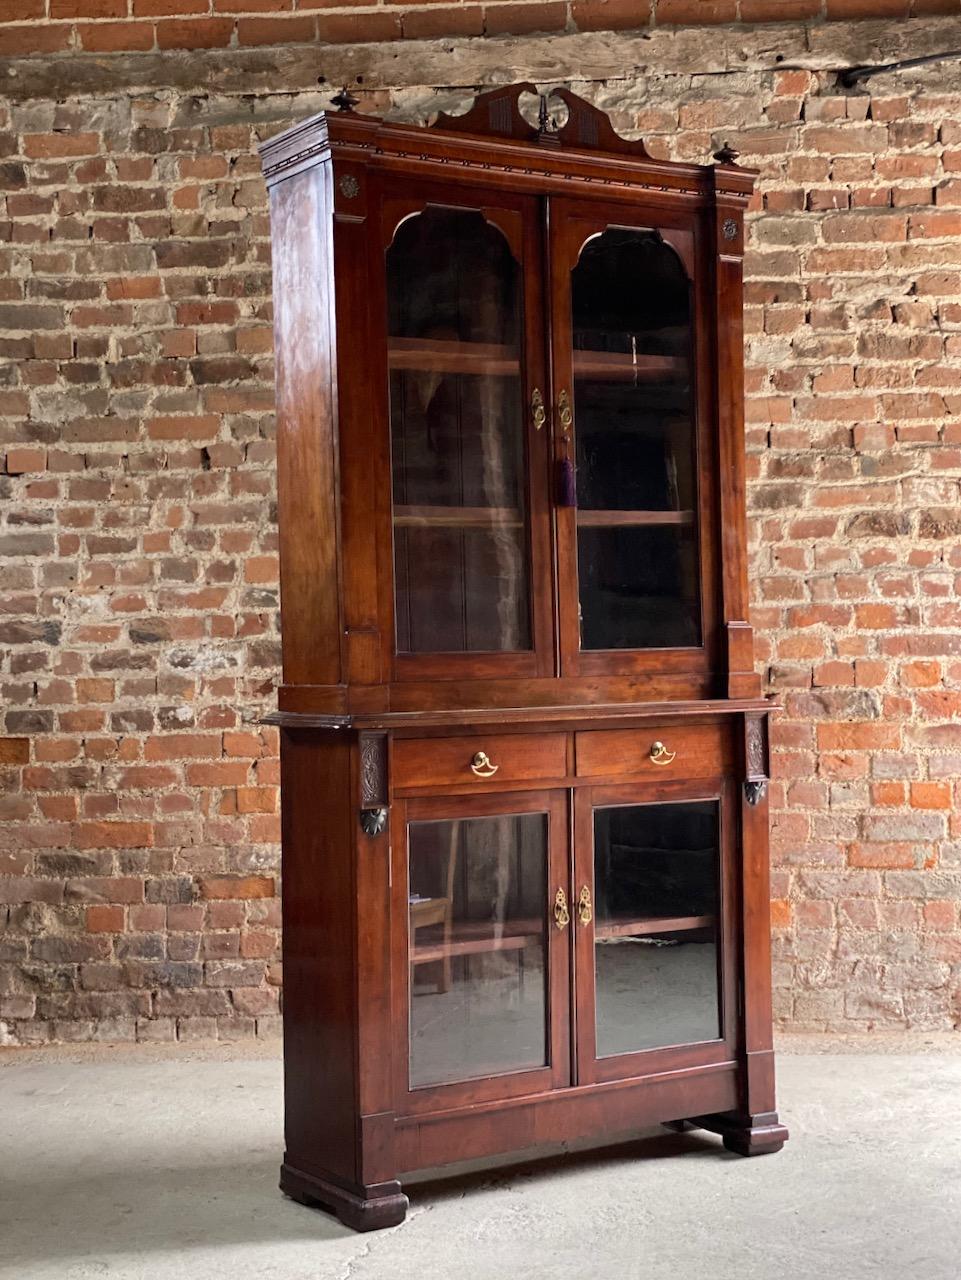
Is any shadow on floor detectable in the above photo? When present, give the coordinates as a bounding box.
[3,1122,727,1268]
[2,1155,356,1268]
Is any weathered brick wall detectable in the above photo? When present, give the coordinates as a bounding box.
[3,1,958,60]
[2,16,961,1043]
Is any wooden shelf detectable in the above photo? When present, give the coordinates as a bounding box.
[388,340,682,383]
[394,505,524,529]
[573,350,687,382]
[412,917,542,963]
[596,913,715,940]
[388,337,519,376]
[576,509,694,528]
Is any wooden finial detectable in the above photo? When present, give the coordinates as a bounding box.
[331,86,359,113]
[713,142,740,165]
[537,93,551,135]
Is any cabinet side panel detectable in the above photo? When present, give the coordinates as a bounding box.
[269,166,343,686]
[281,728,357,1184]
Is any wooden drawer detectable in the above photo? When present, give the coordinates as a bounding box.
[575,722,731,781]
[392,733,567,792]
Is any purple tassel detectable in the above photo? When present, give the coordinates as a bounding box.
[556,458,577,508]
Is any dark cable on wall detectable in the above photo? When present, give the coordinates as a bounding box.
[838,48,961,88]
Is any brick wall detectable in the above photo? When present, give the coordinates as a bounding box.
[2,16,961,1043]
[3,1,959,60]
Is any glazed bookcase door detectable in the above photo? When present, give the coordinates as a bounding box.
[391,789,571,1115]
[548,197,718,681]
[572,778,738,1085]
[373,183,553,682]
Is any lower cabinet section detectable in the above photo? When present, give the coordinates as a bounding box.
[278,715,787,1232]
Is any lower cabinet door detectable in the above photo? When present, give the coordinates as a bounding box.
[391,788,571,1115]
[572,779,738,1084]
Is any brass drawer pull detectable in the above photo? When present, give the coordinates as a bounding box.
[649,741,676,767]
[577,885,592,927]
[470,750,499,778]
[553,888,570,930]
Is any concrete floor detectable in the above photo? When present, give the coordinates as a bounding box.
[2,1039,961,1280]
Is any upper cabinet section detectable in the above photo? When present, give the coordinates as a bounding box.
[259,86,757,714]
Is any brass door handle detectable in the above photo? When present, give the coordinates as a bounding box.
[649,741,676,766]
[577,885,592,927]
[470,750,499,778]
[553,888,570,930]
[531,387,546,432]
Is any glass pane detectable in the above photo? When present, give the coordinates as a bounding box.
[593,800,720,1057]
[387,207,531,653]
[407,811,548,1089]
[571,227,701,650]
[577,525,700,651]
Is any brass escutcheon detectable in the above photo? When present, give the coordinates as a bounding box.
[553,887,570,930]
[470,750,499,779]
[558,388,573,431]
[531,387,546,432]
[577,885,592,927]
[649,741,676,766]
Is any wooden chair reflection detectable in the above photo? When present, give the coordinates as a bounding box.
[409,822,544,998]
[409,825,458,994]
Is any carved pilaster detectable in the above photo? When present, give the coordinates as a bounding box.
[744,714,769,807]
[359,732,387,807]
[359,732,388,837]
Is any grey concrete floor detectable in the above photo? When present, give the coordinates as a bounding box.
[2,1038,961,1280]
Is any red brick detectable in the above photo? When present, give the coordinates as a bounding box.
[0,737,30,765]
[0,0,44,18]
[86,905,125,933]
[156,17,233,47]
[484,2,567,32]
[50,0,125,13]
[144,734,221,761]
[655,0,736,20]
[315,11,400,40]
[400,5,482,36]
[77,21,156,49]
[146,415,220,442]
[5,447,46,474]
[23,133,102,159]
[213,0,290,9]
[910,782,951,810]
[235,786,278,814]
[134,0,207,13]
[849,842,917,869]
[73,822,154,849]
[826,0,908,14]
[570,0,646,26]
[237,14,316,41]
[199,875,275,900]
[743,1,818,20]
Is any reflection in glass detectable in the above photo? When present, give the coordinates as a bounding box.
[408,812,548,1088]
[387,208,531,653]
[571,228,701,649]
[593,800,720,1057]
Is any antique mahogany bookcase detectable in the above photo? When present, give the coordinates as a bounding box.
[259,83,788,1232]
